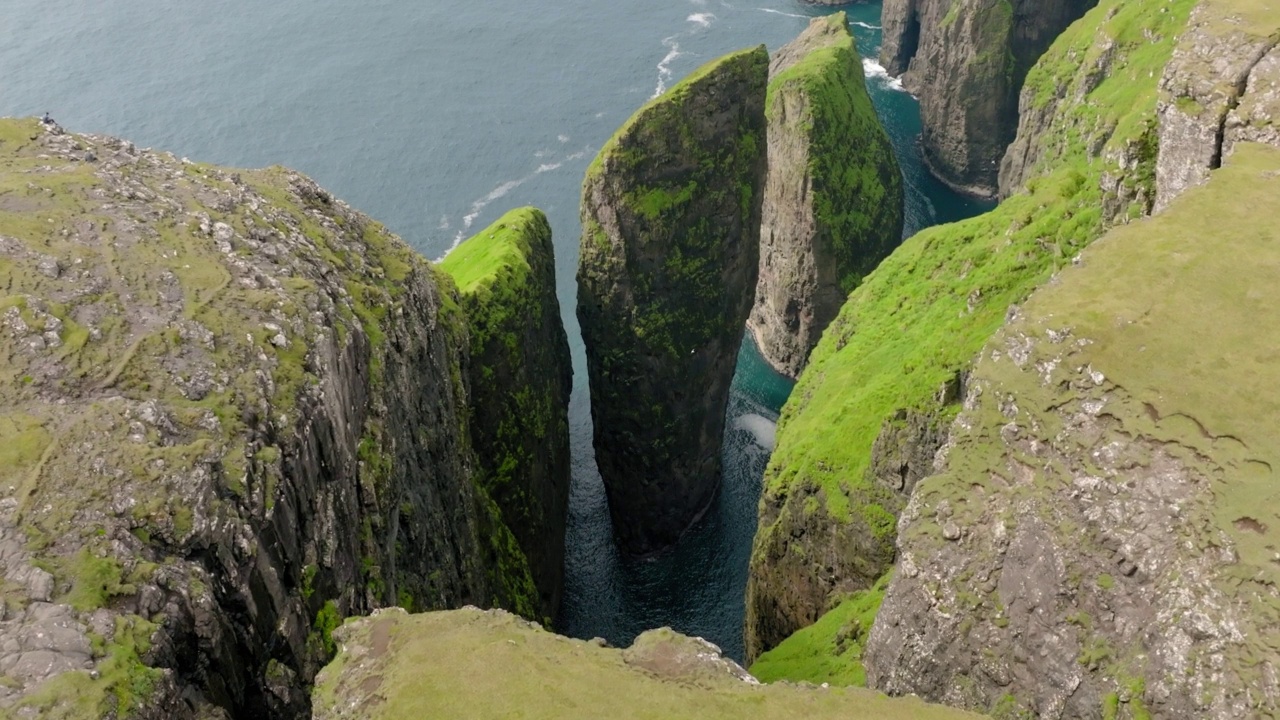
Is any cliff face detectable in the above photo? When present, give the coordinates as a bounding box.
[311,606,984,720]
[0,119,531,719]
[747,0,1190,668]
[880,0,1097,195]
[1153,2,1280,211]
[439,207,572,623]
[747,14,903,379]
[576,47,769,555]
[865,141,1280,719]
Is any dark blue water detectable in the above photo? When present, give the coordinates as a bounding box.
[1,0,989,663]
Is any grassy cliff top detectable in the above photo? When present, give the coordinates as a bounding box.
[312,607,983,720]
[585,45,768,180]
[438,206,548,294]
[768,12,853,84]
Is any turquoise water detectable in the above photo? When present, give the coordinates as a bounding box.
[2,0,989,662]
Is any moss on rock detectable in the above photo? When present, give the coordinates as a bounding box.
[576,46,769,555]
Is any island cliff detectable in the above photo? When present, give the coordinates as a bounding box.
[0,118,566,719]
[749,1,1280,717]
[576,46,769,555]
[439,207,573,623]
[880,0,1097,196]
[747,13,903,378]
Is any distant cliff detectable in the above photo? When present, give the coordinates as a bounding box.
[576,46,769,555]
[880,0,1096,195]
[0,118,558,719]
[439,207,573,623]
[747,13,903,378]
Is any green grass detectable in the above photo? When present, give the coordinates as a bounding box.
[312,608,984,720]
[438,207,540,292]
[749,574,889,686]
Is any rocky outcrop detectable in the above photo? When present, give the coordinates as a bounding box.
[0,118,531,718]
[880,0,1097,195]
[311,606,984,720]
[865,141,1280,719]
[747,14,903,379]
[747,0,1191,669]
[576,47,769,556]
[1153,3,1280,211]
[439,207,572,623]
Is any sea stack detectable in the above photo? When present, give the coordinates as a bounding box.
[747,13,904,378]
[439,207,573,622]
[576,46,769,555]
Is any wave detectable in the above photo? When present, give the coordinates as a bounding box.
[850,21,882,30]
[653,35,682,98]
[687,12,716,27]
[758,7,805,18]
[732,413,777,451]
[862,57,906,92]
[437,146,590,260]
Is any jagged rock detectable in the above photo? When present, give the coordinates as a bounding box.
[439,207,573,622]
[747,14,903,378]
[880,0,1096,195]
[309,606,983,719]
[0,117,545,718]
[576,47,769,555]
[1224,45,1280,154]
[1153,3,1279,211]
[866,142,1280,719]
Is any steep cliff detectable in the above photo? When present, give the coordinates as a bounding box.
[865,140,1280,719]
[439,207,572,623]
[576,47,768,555]
[0,118,532,719]
[1153,1,1280,210]
[311,606,983,720]
[880,0,1097,195]
[746,0,1192,666]
[747,14,903,379]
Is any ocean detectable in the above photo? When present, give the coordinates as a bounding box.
[1,0,991,662]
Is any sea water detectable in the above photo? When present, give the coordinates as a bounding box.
[1,0,991,662]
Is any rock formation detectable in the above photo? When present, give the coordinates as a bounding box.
[0,118,552,719]
[747,0,1194,667]
[310,606,983,720]
[747,14,903,379]
[865,140,1280,719]
[576,46,769,556]
[880,0,1097,195]
[439,207,573,623]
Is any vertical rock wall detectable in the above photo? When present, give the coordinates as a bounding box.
[576,47,769,556]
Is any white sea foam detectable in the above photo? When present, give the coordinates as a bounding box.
[558,134,570,143]
[653,36,682,98]
[733,413,777,451]
[687,12,715,28]
[862,57,905,92]
[438,215,450,231]
[850,21,882,30]
[758,7,805,18]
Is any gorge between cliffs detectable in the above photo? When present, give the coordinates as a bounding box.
[6,0,1280,718]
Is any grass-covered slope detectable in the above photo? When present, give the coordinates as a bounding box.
[439,207,573,623]
[867,140,1280,719]
[746,0,1196,664]
[311,607,984,720]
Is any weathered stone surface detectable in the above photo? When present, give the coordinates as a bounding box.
[747,14,903,378]
[880,0,1097,195]
[576,47,769,555]
[1154,3,1279,211]
[0,118,529,718]
[439,207,573,623]
[310,606,983,720]
[866,142,1280,719]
